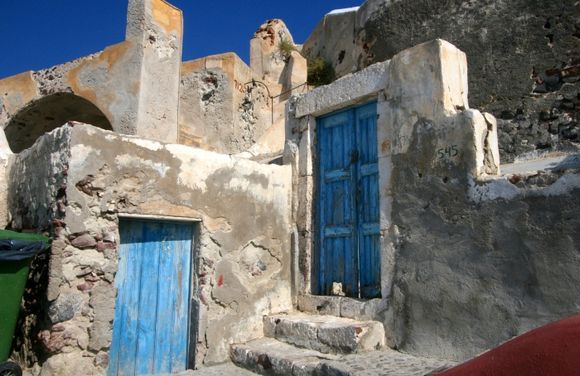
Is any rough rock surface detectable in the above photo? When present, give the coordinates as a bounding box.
[251,19,295,87]
[303,0,580,162]
[47,293,84,324]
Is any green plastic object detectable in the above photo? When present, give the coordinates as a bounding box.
[0,230,49,363]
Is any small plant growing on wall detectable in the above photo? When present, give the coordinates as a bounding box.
[278,38,296,61]
[307,57,335,87]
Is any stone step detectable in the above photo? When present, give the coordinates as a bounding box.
[230,337,339,376]
[263,313,385,354]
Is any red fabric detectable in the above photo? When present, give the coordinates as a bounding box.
[437,314,580,376]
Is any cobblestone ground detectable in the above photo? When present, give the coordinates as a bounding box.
[318,349,457,376]
[163,363,258,375]
[166,349,456,376]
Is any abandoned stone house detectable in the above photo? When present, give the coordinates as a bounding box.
[0,0,578,375]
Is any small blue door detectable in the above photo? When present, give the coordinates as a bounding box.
[317,102,380,299]
[108,219,194,376]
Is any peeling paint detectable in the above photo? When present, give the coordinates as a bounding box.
[0,71,39,114]
[539,173,580,196]
[121,136,164,151]
[70,144,101,171]
[115,154,170,177]
[166,143,231,192]
[151,0,182,34]
[467,177,520,203]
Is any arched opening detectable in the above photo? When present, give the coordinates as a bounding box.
[4,93,113,152]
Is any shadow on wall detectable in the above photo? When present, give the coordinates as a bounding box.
[4,93,112,153]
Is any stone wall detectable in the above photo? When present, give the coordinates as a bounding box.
[303,0,580,162]
[7,123,292,374]
[289,39,580,361]
[6,128,71,372]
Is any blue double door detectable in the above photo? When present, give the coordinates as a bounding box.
[317,102,380,299]
[108,219,194,376]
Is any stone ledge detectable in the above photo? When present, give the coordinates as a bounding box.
[294,61,389,118]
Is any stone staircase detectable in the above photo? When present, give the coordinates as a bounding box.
[230,312,388,375]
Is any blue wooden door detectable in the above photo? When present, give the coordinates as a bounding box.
[317,102,380,299]
[108,219,193,376]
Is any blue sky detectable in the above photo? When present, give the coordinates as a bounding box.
[0,1,361,79]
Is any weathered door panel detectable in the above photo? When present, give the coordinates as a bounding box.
[318,110,358,296]
[355,103,381,299]
[108,220,193,376]
[317,102,380,299]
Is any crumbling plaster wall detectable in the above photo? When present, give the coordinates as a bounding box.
[0,4,306,161]
[126,0,183,143]
[303,0,580,163]
[8,123,292,374]
[178,53,271,154]
[178,20,307,159]
[0,48,135,150]
[0,0,182,150]
[288,39,580,362]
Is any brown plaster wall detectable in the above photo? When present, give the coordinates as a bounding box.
[0,72,38,117]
